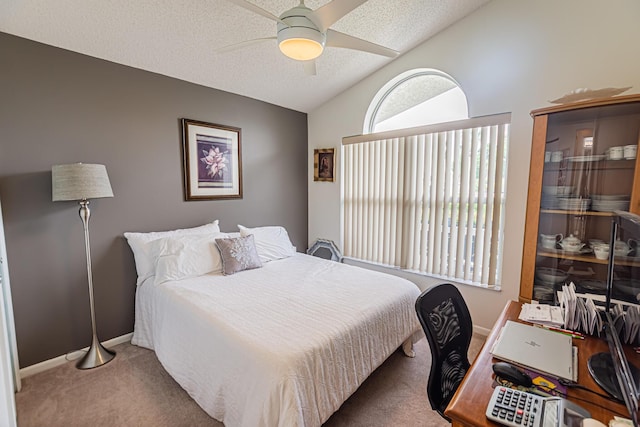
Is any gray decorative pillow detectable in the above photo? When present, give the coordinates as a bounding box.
[215,235,262,275]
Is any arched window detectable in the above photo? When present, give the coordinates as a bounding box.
[345,69,510,289]
[364,69,469,134]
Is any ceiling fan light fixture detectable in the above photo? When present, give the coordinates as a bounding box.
[279,38,323,61]
[277,25,325,61]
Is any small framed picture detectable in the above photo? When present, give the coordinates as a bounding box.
[181,118,242,200]
[314,148,335,182]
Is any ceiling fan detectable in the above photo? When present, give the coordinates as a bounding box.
[217,0,399,74]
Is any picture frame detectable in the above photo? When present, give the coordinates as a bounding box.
[314,148,335,182]
[181,118,242,201]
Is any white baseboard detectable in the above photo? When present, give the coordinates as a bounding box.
[473,325,491,337]
[19,333,133,379]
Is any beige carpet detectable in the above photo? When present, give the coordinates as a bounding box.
[15,335,485,426]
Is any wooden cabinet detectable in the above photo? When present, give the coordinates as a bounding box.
[520,94,640,303]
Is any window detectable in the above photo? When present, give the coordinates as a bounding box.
[343,70,509,288]
[364,69,469,134]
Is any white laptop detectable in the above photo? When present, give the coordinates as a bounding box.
[490,320,577,382]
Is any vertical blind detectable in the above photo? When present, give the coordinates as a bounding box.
[342,114,510,288]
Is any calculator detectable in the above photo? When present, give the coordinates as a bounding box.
[485,386,545,427]
[485,386,591,427]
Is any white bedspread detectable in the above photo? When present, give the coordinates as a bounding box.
[132,253,420,427]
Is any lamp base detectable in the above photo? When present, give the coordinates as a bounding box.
[76,337,115,370]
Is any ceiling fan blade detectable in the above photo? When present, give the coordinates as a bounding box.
[216,37,276,54]
[310,0,368,32]
[303,60,317,76]
[325,29,398,58]
[223,0,287,25]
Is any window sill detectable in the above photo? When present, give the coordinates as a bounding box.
[342,256,502,292]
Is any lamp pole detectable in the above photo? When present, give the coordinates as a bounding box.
[75,199,115,369]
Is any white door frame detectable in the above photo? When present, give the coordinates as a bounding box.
[0,198,19,427]
[0,279,17,426]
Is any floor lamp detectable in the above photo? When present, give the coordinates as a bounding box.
[52,163,116,369]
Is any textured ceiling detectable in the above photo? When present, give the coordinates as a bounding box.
[0,0,489,113]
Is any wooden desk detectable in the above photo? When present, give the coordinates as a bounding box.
[445,300,639,426]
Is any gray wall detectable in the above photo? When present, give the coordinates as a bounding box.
[0,33,308,367]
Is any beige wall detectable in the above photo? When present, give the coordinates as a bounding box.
[307,0,640,332]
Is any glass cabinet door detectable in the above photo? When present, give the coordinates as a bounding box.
[532,101,640,303]
[611,213,640,312]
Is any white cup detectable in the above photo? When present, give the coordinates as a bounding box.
[551,151,563,162]
[593,244,610,260]
[609,146,624,160]
[624,144,637,160]
[540,233,563,249]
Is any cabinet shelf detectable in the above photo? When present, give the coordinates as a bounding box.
[543,159,636,172]
[537,250,605,265]
[540,209,614,217]
[538,250,640,267]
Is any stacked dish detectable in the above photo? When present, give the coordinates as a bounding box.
[540,195,558,209]
[591,194,630,212]
[535,267,568,286]
[566,154,606,162]
[533,287,555,302]
[541,186,574,209]
[576,279,606,295]
[542,186,574,196]
[612,279,640,301]
[557,197,591,211]
[534,267,567,302]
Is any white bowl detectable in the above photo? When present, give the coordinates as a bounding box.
[594,245,610,260]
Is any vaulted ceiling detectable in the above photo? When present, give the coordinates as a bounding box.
[0,0,489,112]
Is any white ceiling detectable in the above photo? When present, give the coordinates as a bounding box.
[0,0,489,113]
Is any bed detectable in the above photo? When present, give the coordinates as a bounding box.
[127,222,421,427]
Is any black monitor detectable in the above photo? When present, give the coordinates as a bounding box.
[587,211,640,426]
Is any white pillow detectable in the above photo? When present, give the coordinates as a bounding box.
[124,220,221,286]
[238,224,296,263]
[150,232,229,285]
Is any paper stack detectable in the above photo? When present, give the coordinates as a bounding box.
[519,302,564,327]
[610,304,640,345]
[555,283,640,344]
[560,282,602,336]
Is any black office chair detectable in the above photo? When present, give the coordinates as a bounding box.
[415,283,473,420]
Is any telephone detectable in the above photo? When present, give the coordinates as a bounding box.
[486,386,591,427]
[542,396,591,427]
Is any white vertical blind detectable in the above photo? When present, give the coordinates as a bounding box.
[342,114,510,288]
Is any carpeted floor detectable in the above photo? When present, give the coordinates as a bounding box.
[15,335,485,426]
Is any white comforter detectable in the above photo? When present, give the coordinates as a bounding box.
[132,253,420,427]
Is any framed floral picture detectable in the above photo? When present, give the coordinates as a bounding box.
[314,148,335,182]
[181,118,242,200]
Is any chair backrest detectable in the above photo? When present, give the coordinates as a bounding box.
[415,283,473,420]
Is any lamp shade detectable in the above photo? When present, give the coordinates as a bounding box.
[52,163,114,201]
